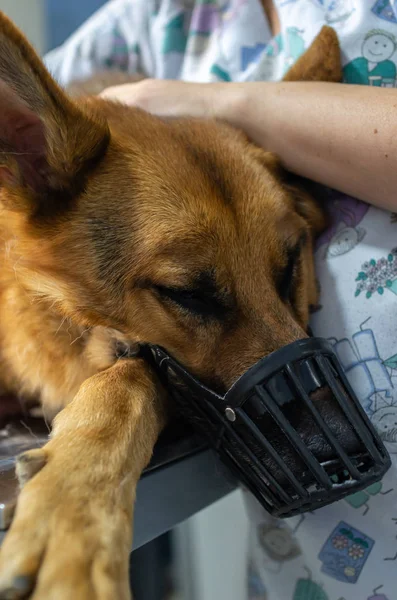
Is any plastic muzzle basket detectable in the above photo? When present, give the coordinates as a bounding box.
[140,338,391,517]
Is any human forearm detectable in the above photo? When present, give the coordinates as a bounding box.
[217,81,397,210]
[101,78,397,210]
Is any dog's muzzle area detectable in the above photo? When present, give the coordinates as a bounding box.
[139,338,391,517]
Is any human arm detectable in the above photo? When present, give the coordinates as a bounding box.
[101,79,397,211]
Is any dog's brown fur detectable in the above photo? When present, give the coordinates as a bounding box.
[0,13,341,599]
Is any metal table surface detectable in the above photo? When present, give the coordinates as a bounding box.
[0,417,237,549]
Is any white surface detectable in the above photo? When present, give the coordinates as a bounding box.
[174,489,250,600]
[0,0,46,53]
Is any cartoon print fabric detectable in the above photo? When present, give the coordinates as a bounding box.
[318,521,375,584]
[45,0,397,88]
[44,1,397,599]
[344,29,397,86]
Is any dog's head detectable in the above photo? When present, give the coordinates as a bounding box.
[0,14,340,394]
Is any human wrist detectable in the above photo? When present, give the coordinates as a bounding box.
[210,82,274,144]
[209,83,251,124]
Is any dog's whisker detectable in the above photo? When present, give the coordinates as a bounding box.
[18,419,41,443]
[70,328,90,346]
[55,316,67,336]
[0,151,38,156]
[41,406,52,434]
[65,320,75,342]
[12,255,22,284]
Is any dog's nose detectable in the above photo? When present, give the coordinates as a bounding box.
[243,383,364,486]
[293,385,363,465]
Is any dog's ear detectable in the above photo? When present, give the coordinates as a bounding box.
[284,177,328,236]
[251,149,327,236]
[0,11,109,218]
[283,25,342,83]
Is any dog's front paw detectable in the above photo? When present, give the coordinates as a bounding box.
[0,446,132,600]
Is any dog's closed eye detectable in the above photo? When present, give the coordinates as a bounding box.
[278,233,307,304]
[278,247,300,301]
[153,284,226,319]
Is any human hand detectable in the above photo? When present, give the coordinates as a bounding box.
[100,78,228,119]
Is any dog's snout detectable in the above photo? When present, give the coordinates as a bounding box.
[297,386,362,461]
[151,337,390,515]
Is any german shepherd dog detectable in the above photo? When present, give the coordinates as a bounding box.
[0,13,341,599]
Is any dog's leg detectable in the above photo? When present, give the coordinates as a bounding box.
[0,358,166,600]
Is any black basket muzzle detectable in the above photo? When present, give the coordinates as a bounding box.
[139,338,391,518]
